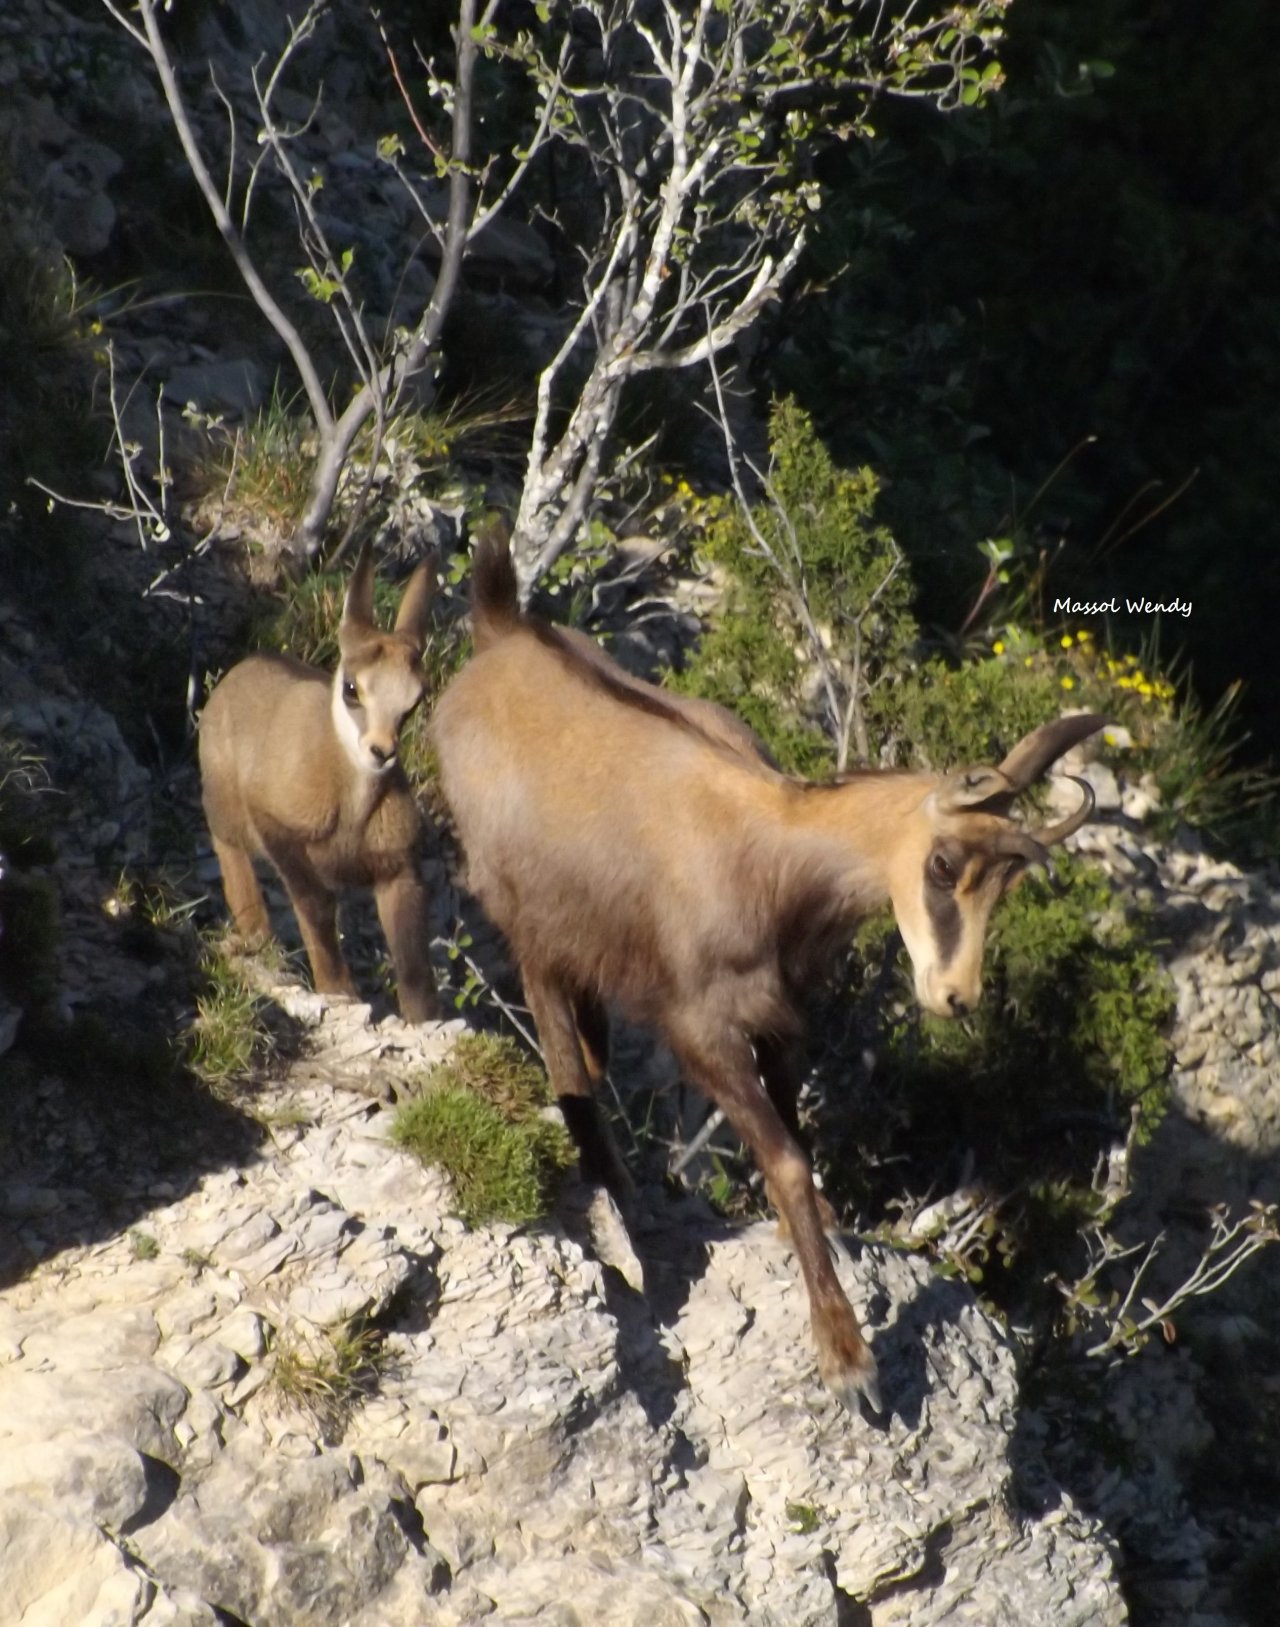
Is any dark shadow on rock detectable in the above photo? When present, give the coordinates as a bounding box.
[119,1454,182,1536]
[846,1250,988,1434]
[0,1008,267,1293]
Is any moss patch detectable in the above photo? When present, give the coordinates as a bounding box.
[392,1035,573,1227]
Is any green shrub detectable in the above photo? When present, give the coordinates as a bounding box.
[876,649,1068,771]
[392,1035,573,1227]
[818,853,1173,1231]
[670,397,916,774]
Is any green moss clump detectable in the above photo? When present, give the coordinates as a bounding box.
[392,1035,572,1227]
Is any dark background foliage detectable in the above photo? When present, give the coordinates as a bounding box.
[766,0,1280,767]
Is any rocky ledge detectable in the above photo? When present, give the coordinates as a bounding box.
[0,993,1123,1624]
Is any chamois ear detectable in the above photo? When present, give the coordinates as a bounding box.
[343,539,378,631]
[934,765,1015,813]
[997,713,1109,792]
[394,555,437,650]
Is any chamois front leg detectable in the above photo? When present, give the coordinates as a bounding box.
[374,867,439,1023]
[754,1033,839,1237]
[523,971,632,1201]
[671,1018,880,1414]
[211,837,273,949]
[265,844,358,1000]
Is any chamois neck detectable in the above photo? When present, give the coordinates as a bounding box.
[789,771,937,900]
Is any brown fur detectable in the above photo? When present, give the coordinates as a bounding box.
[433,533,1104,1410]
[199,544,440,1022]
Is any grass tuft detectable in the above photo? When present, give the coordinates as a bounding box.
[185,940,276,1097]
[270,1318,385,1442]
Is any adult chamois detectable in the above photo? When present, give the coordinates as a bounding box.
[432,534,1103,1409]
[199,542,440,1022]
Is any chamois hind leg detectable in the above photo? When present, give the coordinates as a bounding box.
[523,972,631,1200]
[754,1034,838,1237]
[573,990,610,1086]
[374,867,440,1023]
[669,1015,880,1414]
[211,837,272,949]
[264,845,358,999]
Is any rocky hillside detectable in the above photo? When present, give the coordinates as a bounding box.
[4,551,1280,1623]
[3,3,1280,1624]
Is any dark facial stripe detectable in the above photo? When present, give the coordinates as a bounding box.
[924,882,962,967]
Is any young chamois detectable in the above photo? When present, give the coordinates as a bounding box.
[199,542,440,1023]
[431,536,1104,1411]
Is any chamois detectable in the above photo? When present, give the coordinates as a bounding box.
[199,542,440,1023]
[432,535,1103,1410]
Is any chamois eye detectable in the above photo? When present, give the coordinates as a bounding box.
[928,851,957,890]
[342,677,360,707]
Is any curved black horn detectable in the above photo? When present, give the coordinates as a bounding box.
[990,829,1052,871]
[997,714,1109,793]
[1028,774,1096,847]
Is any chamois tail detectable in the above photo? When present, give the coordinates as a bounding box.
[470,521,522,653]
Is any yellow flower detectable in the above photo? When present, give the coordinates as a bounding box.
[1138,682,1153,697]
[1061,676,1076,690]
[992,640,1006,655]
[1076,628,1092,643]
[1060,634,1074,648]
[1024,656,1035,668]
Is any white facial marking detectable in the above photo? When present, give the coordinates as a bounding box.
[332,673,387,774]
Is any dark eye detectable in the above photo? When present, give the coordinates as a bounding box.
[342,677,360,707]
[928,851,957,890]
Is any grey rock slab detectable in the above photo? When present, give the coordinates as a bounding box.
[0,1361,189,1466]
[0,1431,149,1530]
[134,1443,448,1627]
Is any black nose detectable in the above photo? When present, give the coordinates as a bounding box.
[947,993,970,1018]
[370,743,394,766]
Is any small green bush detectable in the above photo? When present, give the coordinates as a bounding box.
[876,651,1067,771]
[392,1035,573,1227]
[671,397,915,775]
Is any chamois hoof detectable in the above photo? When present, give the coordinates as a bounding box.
[815,1314,882,1416]
[398,992,443,1025]
[824,1350,882,1416]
